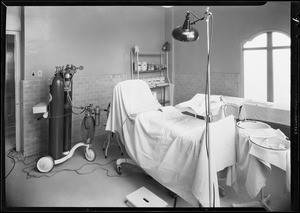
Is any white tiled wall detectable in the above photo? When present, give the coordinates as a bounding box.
[174,72,240,105]
[21,72,239,156]
[21,74,130,156]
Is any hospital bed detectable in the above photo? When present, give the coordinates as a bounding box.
[105,79,238,207]
[172,91,291,209]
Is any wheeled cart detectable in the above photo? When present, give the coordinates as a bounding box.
[36,142,96,173]
[33,64,101,173]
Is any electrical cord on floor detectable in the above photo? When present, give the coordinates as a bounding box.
[5,149,16,179]
[23,158,133,179]
[5,148,40,179]
[5,148,132,179]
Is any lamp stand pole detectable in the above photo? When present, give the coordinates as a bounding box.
[172,7,214,207]
[204,7,213,207]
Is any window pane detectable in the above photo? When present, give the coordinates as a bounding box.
[244,50,267,102]
[272,32,290,47]
[244,33,267,48]
[273,49,290,107]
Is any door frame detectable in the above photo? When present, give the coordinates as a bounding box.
[6,30,21,152]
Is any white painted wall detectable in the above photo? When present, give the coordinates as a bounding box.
[23,6,165,80]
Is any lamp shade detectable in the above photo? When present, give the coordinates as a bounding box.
[172,26,199,42]
[172,11,199,42]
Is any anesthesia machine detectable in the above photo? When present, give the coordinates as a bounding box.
[36,64,103,173]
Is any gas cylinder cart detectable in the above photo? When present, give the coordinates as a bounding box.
[33,65,105,173]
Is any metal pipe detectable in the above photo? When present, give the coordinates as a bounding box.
[205,7,213,207]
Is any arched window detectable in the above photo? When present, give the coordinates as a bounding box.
[243,31,290,107]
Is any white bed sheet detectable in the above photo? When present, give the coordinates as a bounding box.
[239,101,290,126]
[106,80,237,207]
[175,94,251,121]
[175,94,226,122]
[221,96,252,119]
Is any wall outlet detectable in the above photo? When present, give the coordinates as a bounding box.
[38,70,43,77]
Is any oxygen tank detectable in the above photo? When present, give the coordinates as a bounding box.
[63,72,72,153]
[49,73,64,160]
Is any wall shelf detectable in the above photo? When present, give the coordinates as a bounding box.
[130,49,172,106]
[133,69,167,74]
[150,83,170,88]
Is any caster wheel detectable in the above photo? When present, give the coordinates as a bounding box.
[85,148,96,162]
[116,165,122,175]
[36,156,54,173]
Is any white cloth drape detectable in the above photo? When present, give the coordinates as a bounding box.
[239,102,290,126]
[237,127,290,198]
[106,80,237,207]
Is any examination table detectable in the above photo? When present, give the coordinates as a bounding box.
[106,79,238,207]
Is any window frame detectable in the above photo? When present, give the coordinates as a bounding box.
[241,30,290,103]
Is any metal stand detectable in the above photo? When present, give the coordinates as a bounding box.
[102,102,123,158]
[172,7,214,207]
[36,142,96,173]
[232,186,272,211]
[204,8,214,207]
[102,132,123,158]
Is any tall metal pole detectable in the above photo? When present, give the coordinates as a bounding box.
[205,7,213,207]
[172,7,214,207]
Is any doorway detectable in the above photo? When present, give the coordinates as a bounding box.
[5,31,21,152]
[5,35,15,126]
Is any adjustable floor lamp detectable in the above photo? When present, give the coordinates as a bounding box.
[172,7,214,207]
